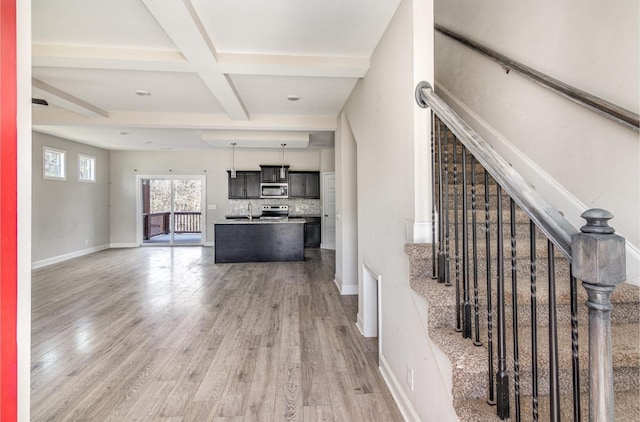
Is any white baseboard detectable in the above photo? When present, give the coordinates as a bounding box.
[356,314,365,336]
[407,219,435,243]
[436,83,640,286]
[379,353,422,422]
[32,244,110,269]
[333,277,358,295]
[110,243,138,248]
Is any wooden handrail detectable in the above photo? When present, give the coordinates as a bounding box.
[435,24,640,133]
[416,81,579,259]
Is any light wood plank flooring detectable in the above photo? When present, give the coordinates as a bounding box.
[31,247,403,421]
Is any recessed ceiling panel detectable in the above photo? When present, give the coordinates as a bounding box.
[192,0,401,56]
[32,67,225,113]
[32,0,177,50]
[231,75,358,115]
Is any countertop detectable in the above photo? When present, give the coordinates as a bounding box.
[216,217,307,225]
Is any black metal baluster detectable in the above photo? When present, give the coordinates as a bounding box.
[436,118,446,284]
[461,147,471,338]
[510,199,521,422]
[548,241,560,422]
[530,222,539,421]
[471,156,481,346]
[443,127,451,287]
[570,274,581,422]
[485,170,496,405]
[453,136,462,332]
[430,111,437,279]
[496,184,510,419]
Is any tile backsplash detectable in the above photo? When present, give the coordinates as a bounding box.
[229,198,321,216]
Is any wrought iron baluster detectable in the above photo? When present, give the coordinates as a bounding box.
[547,241,560,422]
[529,222,539,421]
[570,274,581,421]
[510,199,521,422]
[453,136,462,332]
[443,127,451,287]
[431,111,437,279]
[436,118,445,283]
[462,147,471,338]
[471,156,481,346]
[485,170,496,405]
[496,184,510,419]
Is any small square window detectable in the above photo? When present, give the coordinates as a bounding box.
[43,147,66,180]
[78,154,96,182]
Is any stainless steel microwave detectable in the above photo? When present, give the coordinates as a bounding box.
[260,183,288,199]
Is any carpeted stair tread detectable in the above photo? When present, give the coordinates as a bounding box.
[455,389,640,421]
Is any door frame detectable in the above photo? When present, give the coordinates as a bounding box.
[321,172,336,250]
[136,174,206,246]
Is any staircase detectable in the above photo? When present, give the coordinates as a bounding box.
[406,240,640,421]
[410,82,640,421]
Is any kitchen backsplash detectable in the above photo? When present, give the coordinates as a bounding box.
[229,198,321,216]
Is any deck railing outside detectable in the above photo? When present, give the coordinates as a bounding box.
[143,211,202,240]
[416,81,626,421]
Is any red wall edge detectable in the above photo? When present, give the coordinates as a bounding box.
[0,0,19,419]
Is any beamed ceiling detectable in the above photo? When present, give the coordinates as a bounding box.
[31,0,402,151]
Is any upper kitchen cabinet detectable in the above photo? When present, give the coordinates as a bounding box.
[228,171,260,199]
[289,172,320,199]
[260,165,289,183]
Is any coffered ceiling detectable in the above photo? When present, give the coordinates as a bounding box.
[31,0,401,150]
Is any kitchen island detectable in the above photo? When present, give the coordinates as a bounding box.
[214,219,305,263]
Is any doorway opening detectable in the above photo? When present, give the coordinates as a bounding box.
[362,262,380,338]
[138,175,205,246]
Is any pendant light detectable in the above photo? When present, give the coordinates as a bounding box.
[280,143,286,179]
[230,142,237,178]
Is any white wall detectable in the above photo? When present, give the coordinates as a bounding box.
[335,112,358,291]
[343,0,456,420]
[18,0,32,419]
[32,132,111,266]
[109,148,328,245]
[435,0,640,283]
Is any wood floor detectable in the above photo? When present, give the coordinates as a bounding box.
[31,247,404,421]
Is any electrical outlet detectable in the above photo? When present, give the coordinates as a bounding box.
[407,365,414,391]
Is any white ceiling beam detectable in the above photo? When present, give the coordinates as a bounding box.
[217,53,369,78]
[32,110,337,131]
[32,44,192,73]
[141,0,250,120]
[32,79,109,118]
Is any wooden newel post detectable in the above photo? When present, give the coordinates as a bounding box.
[571,208,626,422]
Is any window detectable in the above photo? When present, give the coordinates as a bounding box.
[78,154,96,182]
[43,147,66,180]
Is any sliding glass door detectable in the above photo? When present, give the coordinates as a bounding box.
[140,176,205,245]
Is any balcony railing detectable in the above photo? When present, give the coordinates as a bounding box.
[143,211,202,240]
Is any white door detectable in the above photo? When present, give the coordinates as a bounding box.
[322,172,336,250]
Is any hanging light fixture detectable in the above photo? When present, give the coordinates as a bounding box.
[230,142,237,178]
[280,143,286,179]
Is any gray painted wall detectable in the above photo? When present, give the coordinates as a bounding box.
[32,132,111,264]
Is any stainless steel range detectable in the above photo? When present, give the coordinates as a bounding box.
[260,204,289,220]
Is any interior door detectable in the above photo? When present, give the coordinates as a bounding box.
[322,172,336,249]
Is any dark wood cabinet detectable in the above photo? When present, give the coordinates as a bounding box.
[260,165,289,183]
[304,217,321,248]
[289,171,320,199]
[228,171,261,199]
